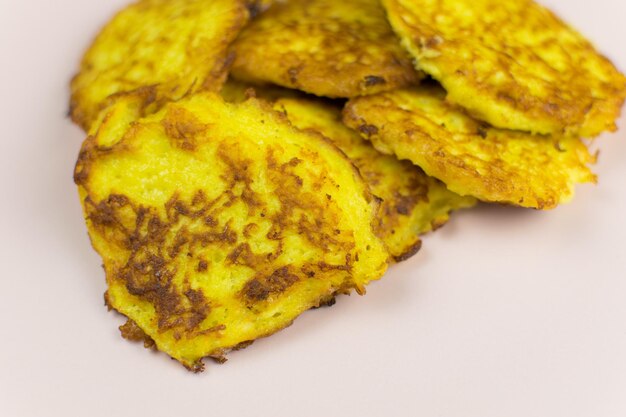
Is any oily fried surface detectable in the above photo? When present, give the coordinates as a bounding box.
[70,0,249,131]
[231,0,422,98]
[74,93,388,371]
[272,97,475,261]
[343,86,597,209]
[382,0,626,137]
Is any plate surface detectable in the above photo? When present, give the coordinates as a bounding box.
[1,1,625,416]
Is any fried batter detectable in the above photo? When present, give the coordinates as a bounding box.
[382,0,626,137]
[343,86,596,209]
[231,0,422,98]
[70,0,249,131]
[74,92,388,371]
[272,97,475,261]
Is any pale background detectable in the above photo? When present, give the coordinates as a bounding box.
[1,1,625,416]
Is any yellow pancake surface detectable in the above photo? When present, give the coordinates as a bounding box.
[343,86,596,209]
[382,0,626,137]
[272,97,475,261]
[74,93,388,371]
[231,0,421,98]
[70,0,249,131]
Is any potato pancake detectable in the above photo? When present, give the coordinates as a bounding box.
[74,93,388,371]
[70,0,249,131]
[231,0,422,98]
[343,86,596,209]
[382,0,626,137]
[272,97,476,261]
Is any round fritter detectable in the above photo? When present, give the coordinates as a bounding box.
[70,0,249,131]
[382,0,626,137]
[230,0,422,98]
[74,92,388,371]
[343,86,596,210]
[271,97,475,261]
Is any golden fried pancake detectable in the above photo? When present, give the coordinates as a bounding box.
[382,0,626,137]
[272,97,475,261]
[231,0,422,98]
[70,0,249,131]
[343,86,596,209]
[74,92,388,371]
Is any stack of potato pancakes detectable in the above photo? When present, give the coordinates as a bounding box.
[71,0,625,371]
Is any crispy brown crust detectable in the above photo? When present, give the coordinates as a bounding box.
[241,266,300,304]
[393,240,422,263]
[119,318,156,349]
